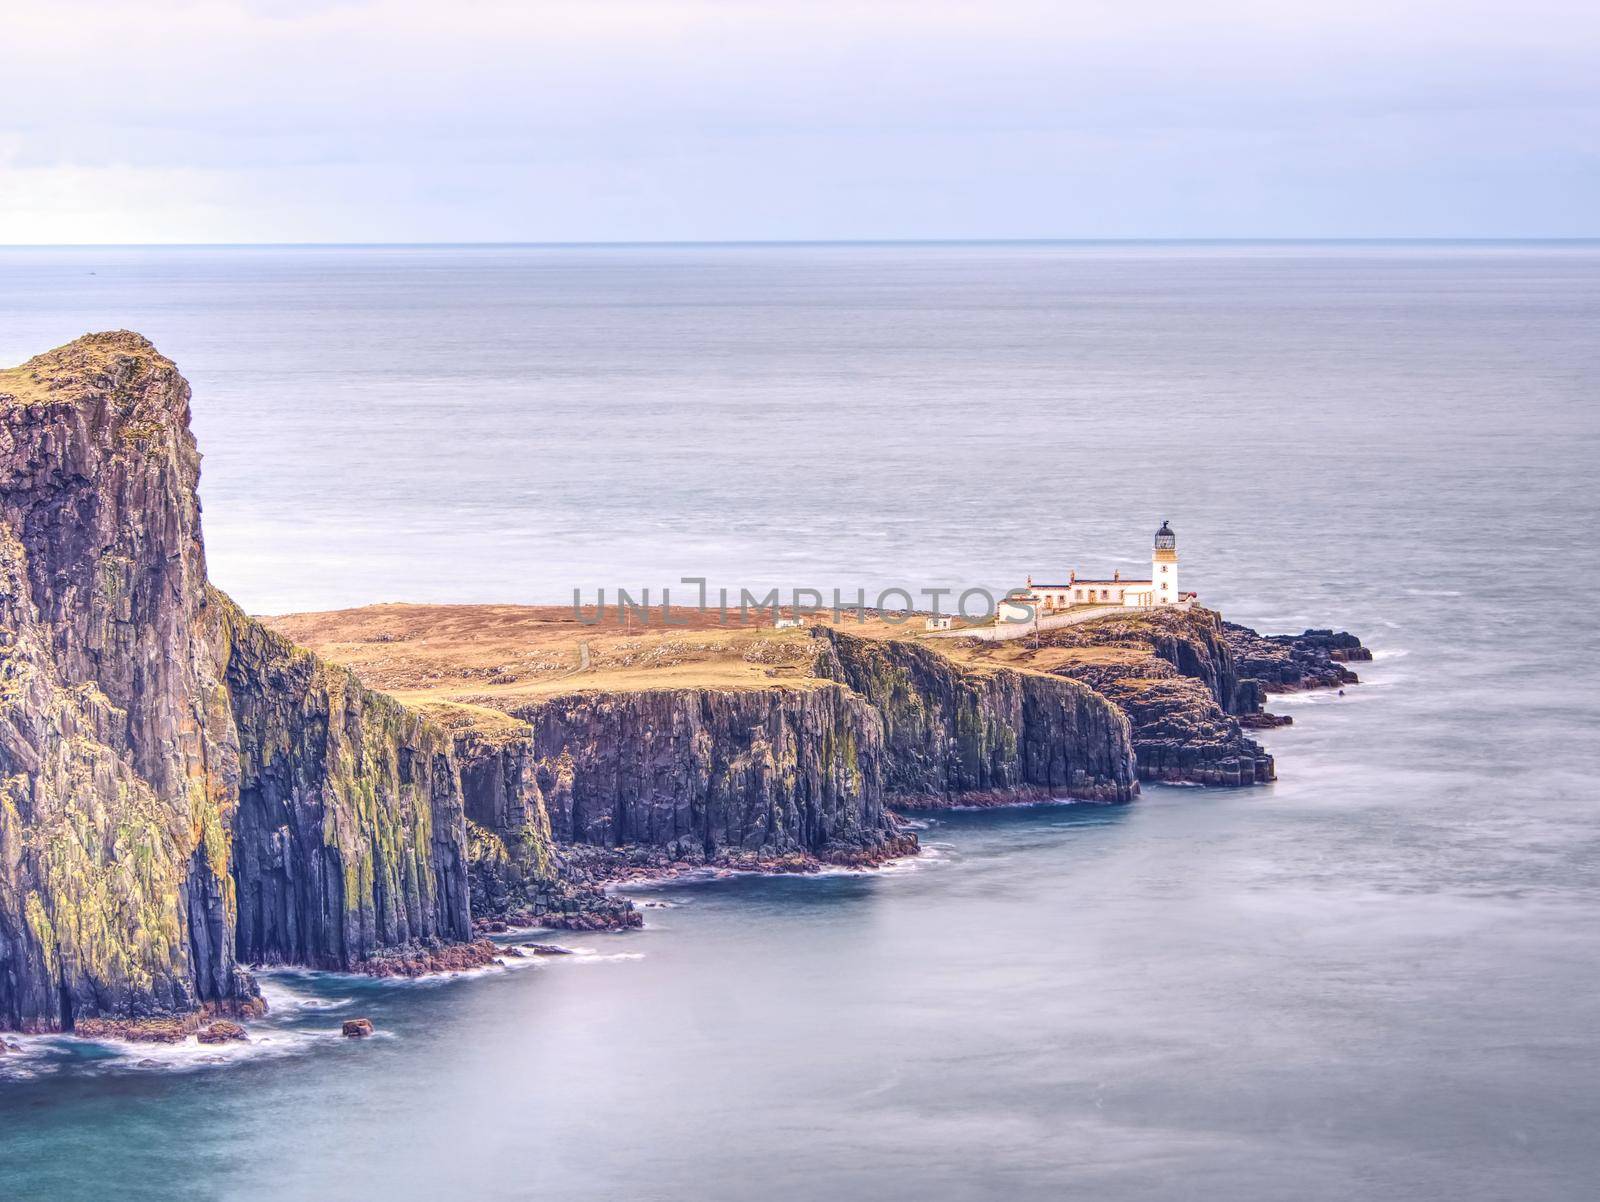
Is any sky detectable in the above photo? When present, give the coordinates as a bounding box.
[1,0,1597,242]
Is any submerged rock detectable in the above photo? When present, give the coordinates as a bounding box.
[341,1018,375,1039]
[359,939,502,978]
[73,1017,193,1044]
[196,1020,248,1044]
[542,906,645,931]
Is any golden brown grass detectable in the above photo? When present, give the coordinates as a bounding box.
[263,603,830,715]
[265,602,1174,733]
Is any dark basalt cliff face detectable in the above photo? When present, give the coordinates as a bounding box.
[813,628,1136,806]
[0,334,478,1031]
[1045,609,1275,784]
[220,601,472,969]
[514,684,894,856]
[1055,664,1275,785]
[1041,608,1369,784]
[441,682,905,915]
[443,626,1137,901]
[451,725,639,928]
[0,334,249,1030]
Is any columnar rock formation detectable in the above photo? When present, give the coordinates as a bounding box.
[812,627,1136,805]
[444,632,1136,905]
[0,333,479,1032]
[221,603,473,968]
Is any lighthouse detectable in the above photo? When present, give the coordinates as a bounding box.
[996,521,1190,626]
[1153,520,1178,605]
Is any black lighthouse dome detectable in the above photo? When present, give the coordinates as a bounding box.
[1154,521,1175,550]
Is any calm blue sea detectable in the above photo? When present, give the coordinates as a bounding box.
[1,242,1597,1201]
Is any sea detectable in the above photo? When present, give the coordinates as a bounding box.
[0,242,1596,1201]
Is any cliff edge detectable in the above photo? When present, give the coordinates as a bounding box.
[0,334,487,1032]
[270,606,1142,898]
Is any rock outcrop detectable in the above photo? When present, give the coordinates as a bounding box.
[518,683,892,854]
[0,333,481,1032]
[1052,662,1275,785]
[1221,623,1370,693]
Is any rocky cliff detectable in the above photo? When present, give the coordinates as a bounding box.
[512,683,894,858]
[421,625,1136,903]
[448,719,637,928]
[220,599,473,969]
[1050,662,1275,785]
[813,627,1136,805]
[1034,607,1369,783]
[1038,608,1275,784]
[0,333,481,1032]
[433,606,1369,898]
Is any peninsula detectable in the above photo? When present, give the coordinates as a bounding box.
[0,333,1365,1040]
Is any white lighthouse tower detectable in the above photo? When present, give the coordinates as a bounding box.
[1153,520,1178,605]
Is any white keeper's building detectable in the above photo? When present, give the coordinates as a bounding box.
[999,521,1194,622]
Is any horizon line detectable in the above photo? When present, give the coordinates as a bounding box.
[4,237,1599,250]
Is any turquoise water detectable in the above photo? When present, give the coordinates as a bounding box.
[1,243,1597,1200]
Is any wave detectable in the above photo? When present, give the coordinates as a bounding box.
[850,843,952,876]
[562,949,646,965]
[1,1021,345,1080]
[0,1034,58,1081]
[88,1027,347,1073]
[257,977,353,1013]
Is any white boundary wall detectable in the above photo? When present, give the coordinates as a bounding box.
[926,604,1128,643]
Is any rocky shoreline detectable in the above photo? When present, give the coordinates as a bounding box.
[552,831,926,888]
[359,939,507,979]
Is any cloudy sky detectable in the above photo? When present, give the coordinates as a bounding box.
[2,0,1596,242]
